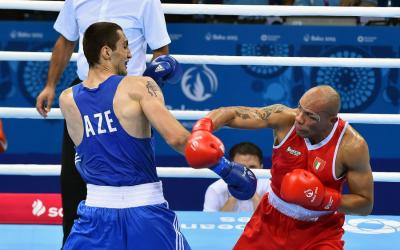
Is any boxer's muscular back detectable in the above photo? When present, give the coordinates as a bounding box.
[113,76,154,139]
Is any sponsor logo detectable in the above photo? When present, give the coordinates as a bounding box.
[169,33,183,41]
[178,216,400,235]
[304,187,319,203]
[181,216,250,231]
[303,33,336,43]
[190,139,200,151]
[260,34,281,42]
[75,153,81,166]
[9,30,44,39]
[245,168,256,180]
[155,64,164,72]
[32,199,46,217]
[357,35,377,43]
[204,33,238,41]
[181,65,218,102]
[324,196,334,210]
[48,207,63,218]
[286,146,301,156]
[32,199,63,218]
[304,189,314,198]
[313,157,326,172]
[242,167,255,180]
[242,168,247,177]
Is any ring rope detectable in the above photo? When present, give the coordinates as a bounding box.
[0,164,398,182]
[2,52,400,68]
[1,2,399,18]
[1,1,398,184]
[1,108,400,124]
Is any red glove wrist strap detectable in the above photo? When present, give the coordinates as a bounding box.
[320,188,341,211]
[192,118,213,132]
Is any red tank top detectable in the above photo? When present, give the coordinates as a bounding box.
[271,118,348,196]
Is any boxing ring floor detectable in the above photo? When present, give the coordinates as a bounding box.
[0,212,399,250]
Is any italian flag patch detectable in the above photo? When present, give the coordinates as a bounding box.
[313,157,326,172]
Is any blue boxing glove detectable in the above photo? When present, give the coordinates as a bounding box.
[143,55,183,87]
[210,157,257,200]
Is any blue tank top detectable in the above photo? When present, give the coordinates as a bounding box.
[72,75,159,186]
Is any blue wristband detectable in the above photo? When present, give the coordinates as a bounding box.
[210,156,228,175]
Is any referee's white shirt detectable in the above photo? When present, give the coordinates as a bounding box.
[54,0,171,80]
[203,179,270,212]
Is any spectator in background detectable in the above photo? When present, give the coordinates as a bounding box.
[203,142,270,212]
[192,0,285,24]
[191,0,223,3]
[223,0,271,4]
[192,0,285,4]
[287,0,377,6]
[0,120,7,153]
[223,0,283,24]
[378,0,400,26]
[378,0,400,6]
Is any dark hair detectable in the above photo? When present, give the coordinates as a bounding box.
[229,142,263,164]
[83,22,122,67]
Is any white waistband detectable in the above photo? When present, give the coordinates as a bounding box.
[267,184,332,222]
[86,181,166,209]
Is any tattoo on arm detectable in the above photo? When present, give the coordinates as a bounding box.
[146,80,159,97]
[234,104,287,121]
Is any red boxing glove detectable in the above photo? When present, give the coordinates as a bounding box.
[280,169,341,211]
[320,186,342,211]
[0,119,7,153]
[185,118,224,168]
[192,117,213,132]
